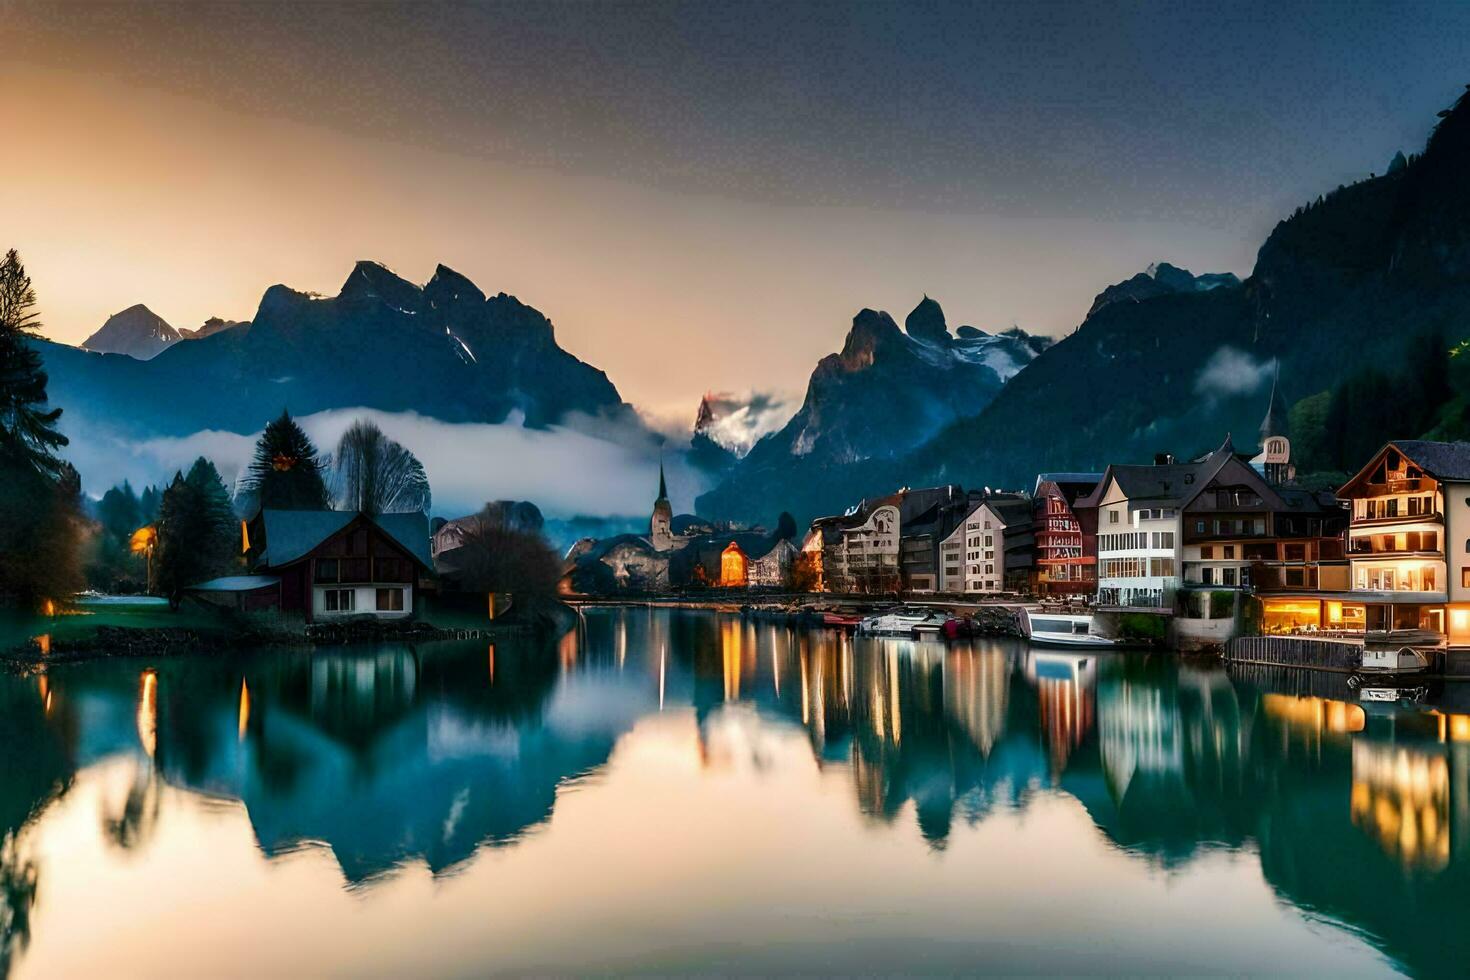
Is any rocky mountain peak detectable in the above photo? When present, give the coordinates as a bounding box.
[81,303,181,360]
[424,263,487,312]
[904,295,950,344]
[340,260,423,314]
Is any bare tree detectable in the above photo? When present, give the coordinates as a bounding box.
[333,419,431,514]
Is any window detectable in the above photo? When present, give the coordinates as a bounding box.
[315,559,339,583]
[1224,545,1236,559]
[1285,568,1307,587]
[1200,546,1214,559]
[1196,520,1206,533]
[376,588,405,611]
[323,588,354,612]
[1463,567,1470,588]
[1109,510,1120,524]
[1149,558,1176,577]
[1222,567,1237,587]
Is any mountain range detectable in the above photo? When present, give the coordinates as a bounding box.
[35,261,626,439]
[696,84,1470,525]
[32,86,1470,527]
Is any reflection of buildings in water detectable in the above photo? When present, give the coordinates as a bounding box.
[1261,694,1365,757]
[943,644,1009,757]
[1350,740,1450,871]
[1026,651,1096,775]
[720,617,743,702]
[1099,676,1179,801]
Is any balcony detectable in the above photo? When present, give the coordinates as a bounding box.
[1096,587,1175,613]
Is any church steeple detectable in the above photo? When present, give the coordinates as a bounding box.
[650,457,674,551]
[1259,364,1288,443]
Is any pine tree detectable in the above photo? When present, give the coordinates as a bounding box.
[0,249,67,478]
[237,411,331,512]
[97,480,142,544]
[184,457,240,574]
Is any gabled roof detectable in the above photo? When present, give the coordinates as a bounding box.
[1035,472,1103,491]
[1339,440,1470,496]
[1077,439,1240,510]
[1387,440,1470,481]
[257,509,356,566]
[256,509,432,570]
[373,512,434,569]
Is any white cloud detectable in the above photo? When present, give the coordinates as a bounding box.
[1194,347,1275,401]
[67,407,708,520]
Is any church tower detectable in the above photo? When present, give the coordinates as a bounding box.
[650,461,674,551]
[1257,367,1293,485]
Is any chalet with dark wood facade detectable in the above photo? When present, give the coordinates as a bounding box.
[244,509,433,622]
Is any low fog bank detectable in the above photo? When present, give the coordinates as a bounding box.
[63,406,711,525]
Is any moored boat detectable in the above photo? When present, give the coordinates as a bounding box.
[856,607,952,637]
[1020,608,1118,649]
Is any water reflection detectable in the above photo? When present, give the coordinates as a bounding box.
[6,609,1470,975]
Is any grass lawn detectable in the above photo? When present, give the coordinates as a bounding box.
[0,595,234,651]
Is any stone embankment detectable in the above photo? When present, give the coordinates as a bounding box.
[969,605,1025,638]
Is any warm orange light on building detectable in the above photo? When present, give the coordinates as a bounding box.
[720,542,748,587]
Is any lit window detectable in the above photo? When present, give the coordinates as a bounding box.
[376,588,404,611]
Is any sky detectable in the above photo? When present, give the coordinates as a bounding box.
[3,1,1467,426]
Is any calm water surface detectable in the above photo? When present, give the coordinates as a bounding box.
[2,608,1467,977]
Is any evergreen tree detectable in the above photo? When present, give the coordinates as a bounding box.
[138,484,162,523]
[184,457,240,573]
[97,481,142,544]
[0,249,83,605]
[0,250,67,478]
[237,411,331,512]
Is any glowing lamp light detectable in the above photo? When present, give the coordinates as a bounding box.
[129,525,158,554]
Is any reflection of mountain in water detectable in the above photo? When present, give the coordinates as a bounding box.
[8,610,1470,974]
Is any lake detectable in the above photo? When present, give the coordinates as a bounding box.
[2,607,1466,977]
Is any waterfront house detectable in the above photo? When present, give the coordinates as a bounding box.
[245,509,433,622]
[899,488,970,592]
[1032,474,1101,597]
[808,485,961,594]
[1079,453,1198,613]
[937,491,1034,594]
[1336,441,1470,654]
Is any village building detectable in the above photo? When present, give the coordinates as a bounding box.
[1079,457,1188,612]
[1032,474,1101,597]
[748,538,798,588]
[237,509,433,622]
[899,488,970,593]
[1334,441,1470,653]
[937,491,1034,594]
[808,486,962,594]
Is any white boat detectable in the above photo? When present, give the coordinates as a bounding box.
[1021,609,1118,649]
[1354,646,1431,678]
[857,608,950,637]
